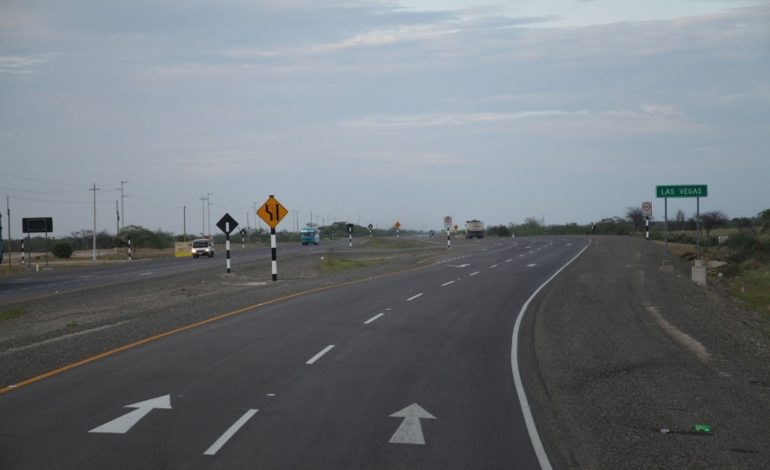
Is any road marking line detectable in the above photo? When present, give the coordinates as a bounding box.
[0,261,434,395]
[506,259,513,263]
[0,321,131,355]
[306,345,335,364]
[526,264,537,268]
[512,239,591,470]
[139,272,154,276]
[519,254,525,258]
[204,409,259,456]
[469,272,480,276]
[364,313,385,324]
[441,281,455,287]
[490,265,498,269]
[406,293,423,302]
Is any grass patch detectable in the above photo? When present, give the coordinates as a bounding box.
[366,238,426,249]
[0,308,27,321]
[725,266,770,319]
[320,256,383,273]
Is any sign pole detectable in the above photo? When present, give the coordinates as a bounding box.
[447,228,451,249]
[663,197,668,255]
[128,236,132,260]
[256,195,287,282]
[645,216,649,240]
[271,227,277,281]
[696,196,701,259]
[21,238,25,265]
[226,222,231,273]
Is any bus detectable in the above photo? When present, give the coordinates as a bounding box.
[300,226,320,245]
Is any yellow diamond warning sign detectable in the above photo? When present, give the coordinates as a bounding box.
[257,195,288,229]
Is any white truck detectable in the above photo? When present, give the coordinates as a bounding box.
[465,220,485,239]
[191,238,215,258]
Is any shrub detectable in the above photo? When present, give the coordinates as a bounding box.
[51,242,74,258]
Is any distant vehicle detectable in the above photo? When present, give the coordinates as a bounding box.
[191,238,215,258]
[300,226,320,245]
[465,220,485,239]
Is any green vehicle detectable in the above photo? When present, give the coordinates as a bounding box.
[300,226,320,245]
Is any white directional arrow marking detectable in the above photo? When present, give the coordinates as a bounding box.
[90,395,172,434]
[389,403,437,445]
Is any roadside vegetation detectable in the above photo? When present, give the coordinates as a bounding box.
[488,208,770,320]
[320,252,383,273]
[0,308,26,322]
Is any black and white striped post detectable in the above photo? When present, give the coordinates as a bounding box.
[348,223,353,248]
[645,216,650,240]
[270,227,278,281]
[21,238,25,265]
[127,236,132,260]
[226,222,231,273]
[447,228,451,248]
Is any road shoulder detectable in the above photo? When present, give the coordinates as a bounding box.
[524,236,770,469]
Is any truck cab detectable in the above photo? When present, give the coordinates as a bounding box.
[191,238,215,258]
[300,226,320,245]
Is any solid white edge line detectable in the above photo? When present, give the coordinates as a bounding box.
[364,313,385,325]
[406,293,423,301]
[511,239,592,470]
[204,409,258,456]
[306,345,335,364]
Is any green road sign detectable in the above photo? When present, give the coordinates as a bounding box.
[656,185,708,198]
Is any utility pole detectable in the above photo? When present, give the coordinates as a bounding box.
[6,195,11,269]
[200,195,206,237]
[116,200,120,236]
[206,192,212,237]
[246,210,250,242]
[183,205,187,242]
[90,184,100,262]
[120,180,128,232]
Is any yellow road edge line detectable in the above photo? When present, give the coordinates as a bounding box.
[0,263,428,395]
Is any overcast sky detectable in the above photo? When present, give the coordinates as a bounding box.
[2,0,769,237]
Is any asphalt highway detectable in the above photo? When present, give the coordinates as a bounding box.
[0,237,590,469]
[0,242,337,305]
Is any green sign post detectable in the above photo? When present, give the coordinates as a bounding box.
[656,184,708,258]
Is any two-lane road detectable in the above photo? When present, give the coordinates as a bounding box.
[0,237,590,469]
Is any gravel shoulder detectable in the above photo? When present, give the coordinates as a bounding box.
[0,239,475,389]
[525,236,770,469]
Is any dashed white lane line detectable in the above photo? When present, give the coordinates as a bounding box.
[490,264,499,269]
[469,272,480,277]
[139,272,154,276]
[526,264,537,268]
[204,409,259,456]
[406,293,424,302]
[306,345,335,365]
[364,313,386,325]
[506,259,513,263]
[518,254,525,258]
[441,281,456,287]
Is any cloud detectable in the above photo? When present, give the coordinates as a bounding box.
[342,106,697,136]
[0,55,47,73]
